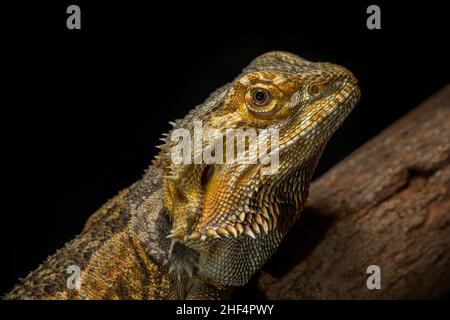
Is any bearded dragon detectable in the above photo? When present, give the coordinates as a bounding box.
[4,51,360,300]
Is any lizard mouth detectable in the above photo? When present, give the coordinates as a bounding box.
[177,167,281,245]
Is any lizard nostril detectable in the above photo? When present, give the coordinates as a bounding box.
[308,84,322,96]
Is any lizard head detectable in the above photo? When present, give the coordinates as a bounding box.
[155,51,360,285]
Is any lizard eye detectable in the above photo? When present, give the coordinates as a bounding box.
[245,86,280,117]
[251,88,271,106]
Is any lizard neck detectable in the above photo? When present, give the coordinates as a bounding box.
[190,147,324,287]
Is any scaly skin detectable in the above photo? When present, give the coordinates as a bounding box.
[4,52,360,299]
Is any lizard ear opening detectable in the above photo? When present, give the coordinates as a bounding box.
[200,165,214,188]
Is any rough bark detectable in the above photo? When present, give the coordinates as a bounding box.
[238,85,450,299]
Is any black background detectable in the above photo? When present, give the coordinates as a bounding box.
[1,1,449,297]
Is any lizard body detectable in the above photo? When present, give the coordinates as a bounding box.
[4,51,360,300]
